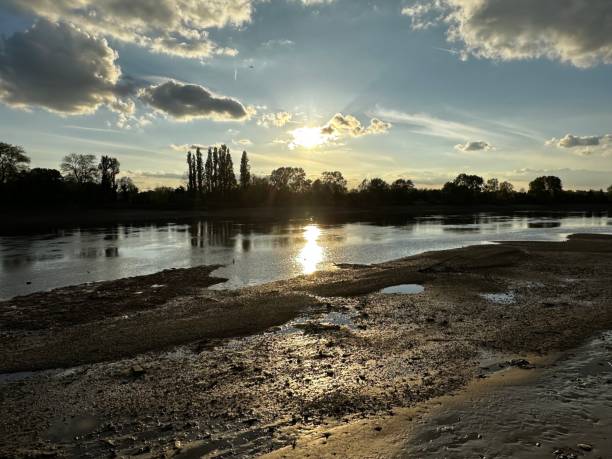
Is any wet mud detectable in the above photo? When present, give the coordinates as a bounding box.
[1,234,611,458]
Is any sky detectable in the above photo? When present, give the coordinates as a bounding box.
[0,0,611,190]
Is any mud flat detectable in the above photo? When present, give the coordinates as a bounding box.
[1,234,611,458]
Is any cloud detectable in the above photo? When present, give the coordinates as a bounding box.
[403,0,612,68]
[455,140,494,152]
[261,39,295,49]
[0,23,247,125]
[373,108,487,140]
[169,143,208,152]
[6,0,251,59]
[321,113,392,137]
[296,0,335,5]
[233,139,253,146]
[7,1,333,59]
[0,20,126,115]
[546,133,612,157]
[258,111,294,128]
[139,80,249,121]
[547,134,611,148]
[288,113,391,149]
[126,170,185,180]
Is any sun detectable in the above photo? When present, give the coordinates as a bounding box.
[289,127,329,149]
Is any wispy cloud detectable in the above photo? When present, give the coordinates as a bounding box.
[371,108,488,141]
[64,125,123,133]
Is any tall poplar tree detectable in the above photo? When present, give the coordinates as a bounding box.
[196,147,204,193]
[204,148,213,193]
[239,151,250,189]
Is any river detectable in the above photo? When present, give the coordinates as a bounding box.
[1,211,610,300]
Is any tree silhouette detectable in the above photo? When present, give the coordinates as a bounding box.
[212,147,219,192]
[391,178,414,191]
[240,150,250,189]
[484,178,499,193]
[118,176,139,203]
[224,146,237,191]
[186,151,193,192]
[218,146,227,192]
[529,176,563,199]
[270,167,310,193]
[98,155,120,195]
[60,153,98,184]
[321,171,347,194]
[0,142,30,184]
[389,178,415,203]
[498,181,514,199]
[4,136,609,212]
[453,173,484,193]
[196,147,204,193]
[205,148,213,193]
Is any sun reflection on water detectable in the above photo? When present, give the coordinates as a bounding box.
[297,224,324,274]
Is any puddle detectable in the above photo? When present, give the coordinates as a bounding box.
[380,284,425,294]
[0,370,38,383]
[273,309,358,335]
[320,311,356,327]
[480,292,516,304]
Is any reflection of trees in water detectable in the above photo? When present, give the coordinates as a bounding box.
[105,247,119,257]
[528,221,561,229]
[189,220,239,248]
[366,215,419,229]
[78,247,119,258]
[79,247,101,258]
[2,255,36,271]
[241,237,251,252]
[441,215,481,226]
[442,226,482,234]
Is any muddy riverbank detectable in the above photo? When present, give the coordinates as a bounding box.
[1,234,611,457]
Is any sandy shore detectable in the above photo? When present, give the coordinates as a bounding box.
[1,234,611,458]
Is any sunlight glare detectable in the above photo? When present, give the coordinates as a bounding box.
[289,127,329,149]
[297,224,324,274]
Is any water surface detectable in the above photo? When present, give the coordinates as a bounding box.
[1,212,610,300]
[380,284,425,294]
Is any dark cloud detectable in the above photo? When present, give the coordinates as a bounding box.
[139,80,249,121]
[5,0,251,58]
[0,21,249,124]
[404,0,612,68]
[0,20,125,115]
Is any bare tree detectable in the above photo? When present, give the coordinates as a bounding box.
[0,142,30,184]
[60,153,98,184]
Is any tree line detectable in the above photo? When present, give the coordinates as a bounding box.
[1,140,611,211]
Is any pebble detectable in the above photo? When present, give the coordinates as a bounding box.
[577,443,593,451]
